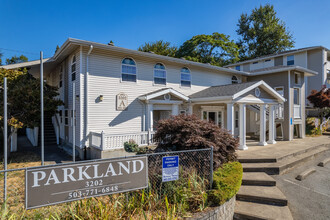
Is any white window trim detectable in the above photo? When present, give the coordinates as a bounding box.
[293,87,301,119]
[120,57,138,83]
[153,62,167,86]
[180,67,192,88]
[71,55,77,81]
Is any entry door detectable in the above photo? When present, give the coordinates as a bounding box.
[202,110,224,128]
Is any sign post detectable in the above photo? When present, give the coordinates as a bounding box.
[162,156,179,182]
[25,156,148,209]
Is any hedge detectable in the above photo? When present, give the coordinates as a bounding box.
[207,162,243,205]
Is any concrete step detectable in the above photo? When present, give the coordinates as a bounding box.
[234,201,293,220]
[242,146,330,175]
[242,172,276,186]
[236,185,287,206]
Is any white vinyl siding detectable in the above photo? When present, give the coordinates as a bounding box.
[85,48,233,135]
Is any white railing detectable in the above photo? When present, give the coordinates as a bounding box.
[90,131,157,151]
[294,105,301,119]
[275,104,284,119]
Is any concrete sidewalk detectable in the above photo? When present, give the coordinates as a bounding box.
[238,135,330,160]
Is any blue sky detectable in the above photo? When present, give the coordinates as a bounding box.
[1,0,330,62]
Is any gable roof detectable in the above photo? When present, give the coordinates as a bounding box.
[139,88,189,101]
[225,46,330,67]
[52,38,250,76]
[189,81,285,103]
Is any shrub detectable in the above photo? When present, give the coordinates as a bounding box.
[124,139,139,152]
[154,114,239,169]
[208,162,243,206]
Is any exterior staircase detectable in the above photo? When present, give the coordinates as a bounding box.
[38,113,57,146]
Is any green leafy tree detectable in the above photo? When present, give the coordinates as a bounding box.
[176,33,239,66]
[236,4,294,60]
[55,45,60,53]
[6,55,28,65]
[0,68,63,131]
[0,52,2,66]
[138,40,177,57]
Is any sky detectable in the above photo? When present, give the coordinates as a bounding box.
[1,0,330,62]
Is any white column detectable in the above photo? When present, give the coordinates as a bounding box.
[188,104,193,115]
[226,103,235,135]
[259,104,268,146]
[172,104,179,116]
[267,105,277,144]
[239,103,248,150]
[147,103,153,131]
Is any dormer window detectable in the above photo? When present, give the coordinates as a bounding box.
[232,75,239,84]
[121,58,137,82]
[287,55,294,66]
[71,55,76,81]
[154,63,166,85]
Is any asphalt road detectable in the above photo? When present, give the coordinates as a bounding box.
[274,151,330,220]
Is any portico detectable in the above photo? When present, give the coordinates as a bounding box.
[189,81,285,150]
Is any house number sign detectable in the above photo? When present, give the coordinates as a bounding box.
[116,92,128,111]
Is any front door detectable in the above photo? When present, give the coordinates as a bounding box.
[202,110,224,128]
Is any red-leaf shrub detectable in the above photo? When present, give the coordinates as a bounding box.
[153,114,239,169]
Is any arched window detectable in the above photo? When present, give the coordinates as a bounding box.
[231,75,239,84]
[180,67,191,87]
[154,63,166,85]
[121,58,137,82]
[71,55,76,81]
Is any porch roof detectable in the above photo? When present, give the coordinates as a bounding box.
[138,88,189,101]
[189,81,286,103]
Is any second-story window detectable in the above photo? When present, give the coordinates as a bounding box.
[181,67,191,87]
[287,55,294,66]
[235,65,240,71]
[232,75,239,84]
[121,58,137,82]
[154,63,166,85]
[71,55,76,81]
[59,65,63,87]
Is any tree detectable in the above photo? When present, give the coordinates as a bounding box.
[236,4,294,60]
[307,88,330,118]
[0,68,63,131]
[6,55,28,65]
[176,33,239,66]
[55,45,60,53]
[138,40,177,57]
[0,52,2,66]
[154,114,238,169]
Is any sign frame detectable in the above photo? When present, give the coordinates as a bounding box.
[25,156,148,209]
[162,155,179,182]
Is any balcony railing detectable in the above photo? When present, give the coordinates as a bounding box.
[90,131,157,151]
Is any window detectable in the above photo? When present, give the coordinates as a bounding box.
[232,75,239,84]
[275,87,284,97]
[235,65,240,71]
[71,55,76,81]
[294,73,300,84]
[253,62,258,64]
[235,111,239,128]
[181,67,191,87]
[59,65,63,88]
[154,63,166,85]
[121,58,137,82]
[64,110,69,126]
[265,59,271,62]
[59,110,63,123]
[218,111,223,127]
[287,55,294,66]
[294,88,300,105]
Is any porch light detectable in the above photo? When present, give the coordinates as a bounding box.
[76,95,79,101]
[99,95,104,101]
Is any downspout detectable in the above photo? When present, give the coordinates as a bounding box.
[85,45,93,149]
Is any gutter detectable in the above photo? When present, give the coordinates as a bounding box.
[85,45,93,147]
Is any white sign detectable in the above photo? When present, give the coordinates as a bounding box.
[116,93,128,111]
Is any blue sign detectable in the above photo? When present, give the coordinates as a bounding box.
[290,117,292,125]
[162,156,179,182]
